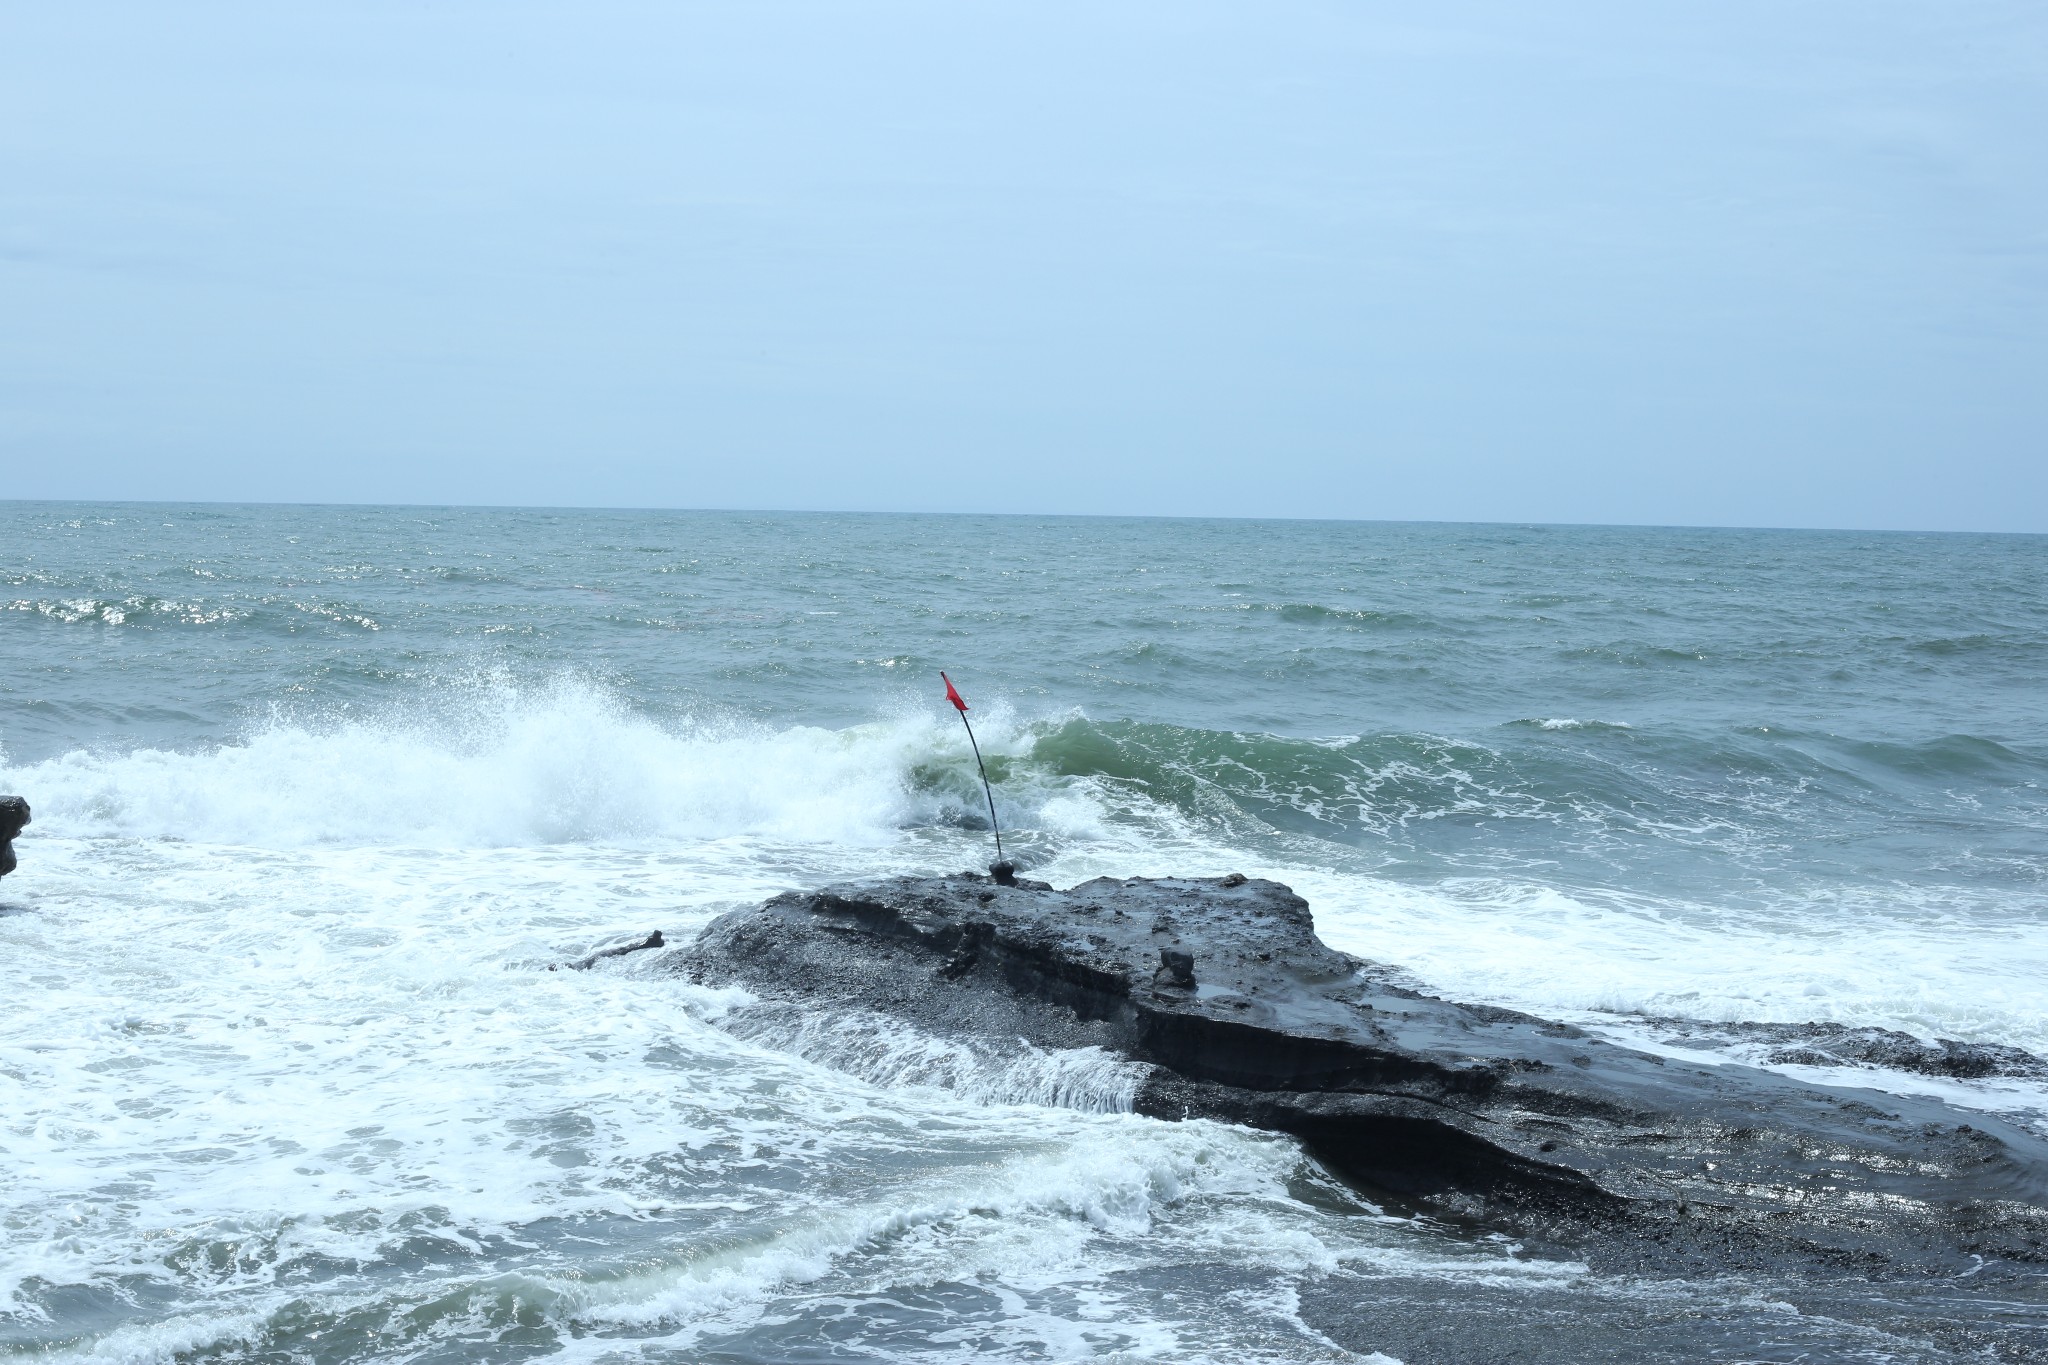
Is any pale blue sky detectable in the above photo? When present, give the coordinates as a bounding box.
[3,2,2044,530]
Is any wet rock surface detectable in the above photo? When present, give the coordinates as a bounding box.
[1635,1015,2048,1081]
[0,796,28,880]
[676,873,2048,1360]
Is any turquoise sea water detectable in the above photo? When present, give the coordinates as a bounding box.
[3,503,2045,1362]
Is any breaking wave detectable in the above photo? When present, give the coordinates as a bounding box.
[3,680,996,849]
[7,680,2044,892]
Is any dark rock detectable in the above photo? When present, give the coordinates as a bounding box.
[1153,948,1196,991]
[0,796,28,879]
[1637,1016,2048,1081]
[672,873,2048,1305]
[565,929,665,971]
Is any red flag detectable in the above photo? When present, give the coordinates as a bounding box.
[941,672,969,712]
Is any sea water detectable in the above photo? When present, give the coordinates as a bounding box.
[2,504,2043,1362]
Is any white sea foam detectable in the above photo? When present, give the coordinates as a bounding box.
[718,1006,1147,1113]
[1245,866,2048,1105]
[0,823,1418,1361]
[2,680,1016,849]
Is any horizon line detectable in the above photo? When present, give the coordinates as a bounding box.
[2,496,2040,539]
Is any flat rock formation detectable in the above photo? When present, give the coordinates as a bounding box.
[674,873,2048,1356]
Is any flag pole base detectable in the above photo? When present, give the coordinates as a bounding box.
[989,861,1017,887]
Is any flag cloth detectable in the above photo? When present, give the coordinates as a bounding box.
[941,672,969,712]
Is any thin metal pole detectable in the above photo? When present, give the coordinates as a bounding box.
[956,710,1004,863]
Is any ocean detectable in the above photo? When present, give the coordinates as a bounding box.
[3,503,2044,1363]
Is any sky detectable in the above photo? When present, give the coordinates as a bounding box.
[2,1,2044,531]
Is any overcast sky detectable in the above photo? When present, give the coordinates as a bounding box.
[3,2,2044,530]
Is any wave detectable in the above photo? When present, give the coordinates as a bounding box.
[1816,731,2039,782]
[715,1004,1146,1113]
[1259,603,1433,630]
[7,681,2043,876]
[3,595,255,628]
[1031,715,2045,853]
[0,679,1006,848]
[1026,717,1560,845]
[1508,718,1633,732]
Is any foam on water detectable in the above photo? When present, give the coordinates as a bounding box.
[716,1006,1147,1114]
[3,678,1005,849]
[0,820,1468,1362]
[1283,871,2048,1050]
